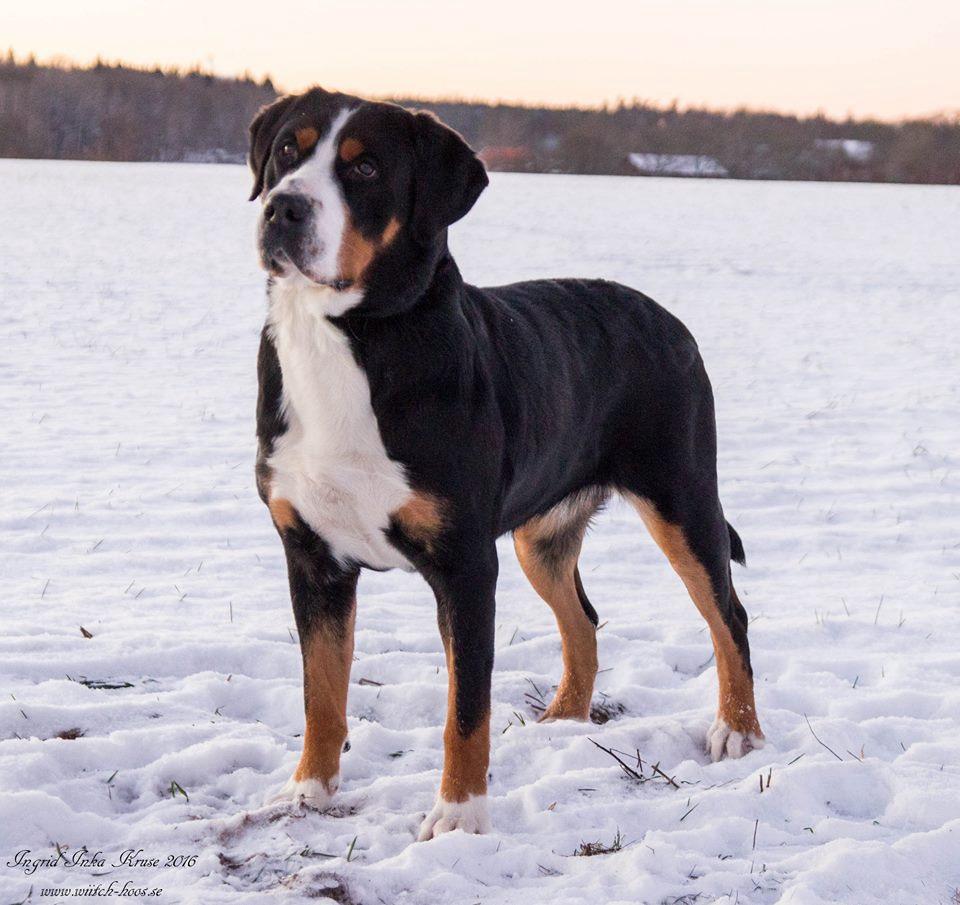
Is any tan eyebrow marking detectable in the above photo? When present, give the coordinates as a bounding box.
[339,137,365,162]
[295,127,319,152]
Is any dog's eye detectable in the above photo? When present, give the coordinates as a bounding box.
[278,140,298,163]
[352,158,378,179]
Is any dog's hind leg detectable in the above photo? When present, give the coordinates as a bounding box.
[626,491,763,760]
[513,490,603,722]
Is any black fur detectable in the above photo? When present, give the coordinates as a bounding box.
[727,521,747,566]
[281,515,359,644]
[250,87,754,750]
[574,567,599,627]
[248,95,297,202]
[255,323,285,505]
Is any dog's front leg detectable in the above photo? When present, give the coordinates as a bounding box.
[269,511,360,809]
[418,545,498,839]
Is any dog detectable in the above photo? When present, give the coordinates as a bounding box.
[248,87,764,840]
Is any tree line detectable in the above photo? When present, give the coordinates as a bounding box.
[2,55,958,184]
[0,55,275,162]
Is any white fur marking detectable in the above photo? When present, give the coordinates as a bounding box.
[266,286,414,571]
[417,794,491,840]
[707,717,765,762]
[267,775,338,809]
[265,107,355,306]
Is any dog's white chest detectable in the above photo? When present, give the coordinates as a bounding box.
[266,287,413,571]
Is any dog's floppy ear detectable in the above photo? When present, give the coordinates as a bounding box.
[248,95,296,201]
[409,111,488,242]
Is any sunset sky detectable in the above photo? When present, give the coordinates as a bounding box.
[6,0,960,120]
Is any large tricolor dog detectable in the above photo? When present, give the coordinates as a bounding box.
[248,87,763,839]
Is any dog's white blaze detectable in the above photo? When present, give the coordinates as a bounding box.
[265,107,357,312]
[266,282,414,571]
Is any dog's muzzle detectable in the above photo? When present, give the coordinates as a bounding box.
[259,192,318,278]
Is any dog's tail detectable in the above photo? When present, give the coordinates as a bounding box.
[727,521,746,566]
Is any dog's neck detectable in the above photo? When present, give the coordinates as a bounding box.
[338,233,464,322]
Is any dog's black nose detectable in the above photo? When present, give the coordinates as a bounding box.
[264,193,310,225]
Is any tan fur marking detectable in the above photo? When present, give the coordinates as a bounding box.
[337,215,378,284]
[439,644,489,802]
[338,136,365,162]
[630,496,762,738]
[336,215,403,286]
[392,491,447,553]
[269,497,298,532]
[514,522,598,721]
[295,126,319,152]
[381,216,401,246]
[294,607,356,789]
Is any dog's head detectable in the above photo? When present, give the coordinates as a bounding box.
[248,87,487,313]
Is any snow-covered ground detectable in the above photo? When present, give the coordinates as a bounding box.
[1,160,958,904]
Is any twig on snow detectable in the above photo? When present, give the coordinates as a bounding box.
[803,713,843,762]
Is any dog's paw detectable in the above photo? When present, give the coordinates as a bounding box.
[537,707,590,724]
[417,794,491,841]
[707,717,765,762]
[266,775,338,810]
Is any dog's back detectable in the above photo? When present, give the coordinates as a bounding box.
[490,279,704,523]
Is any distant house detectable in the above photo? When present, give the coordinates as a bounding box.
[813,139,875,164]
[478,145,532,171]
[628,153,729,178]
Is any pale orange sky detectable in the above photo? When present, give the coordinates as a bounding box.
[6,0,960,120]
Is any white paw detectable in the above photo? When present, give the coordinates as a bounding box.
[707,718,764,762]
[417,794,491,841]
[266,775,338,810]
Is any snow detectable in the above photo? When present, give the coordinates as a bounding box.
[1,159,959,904]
